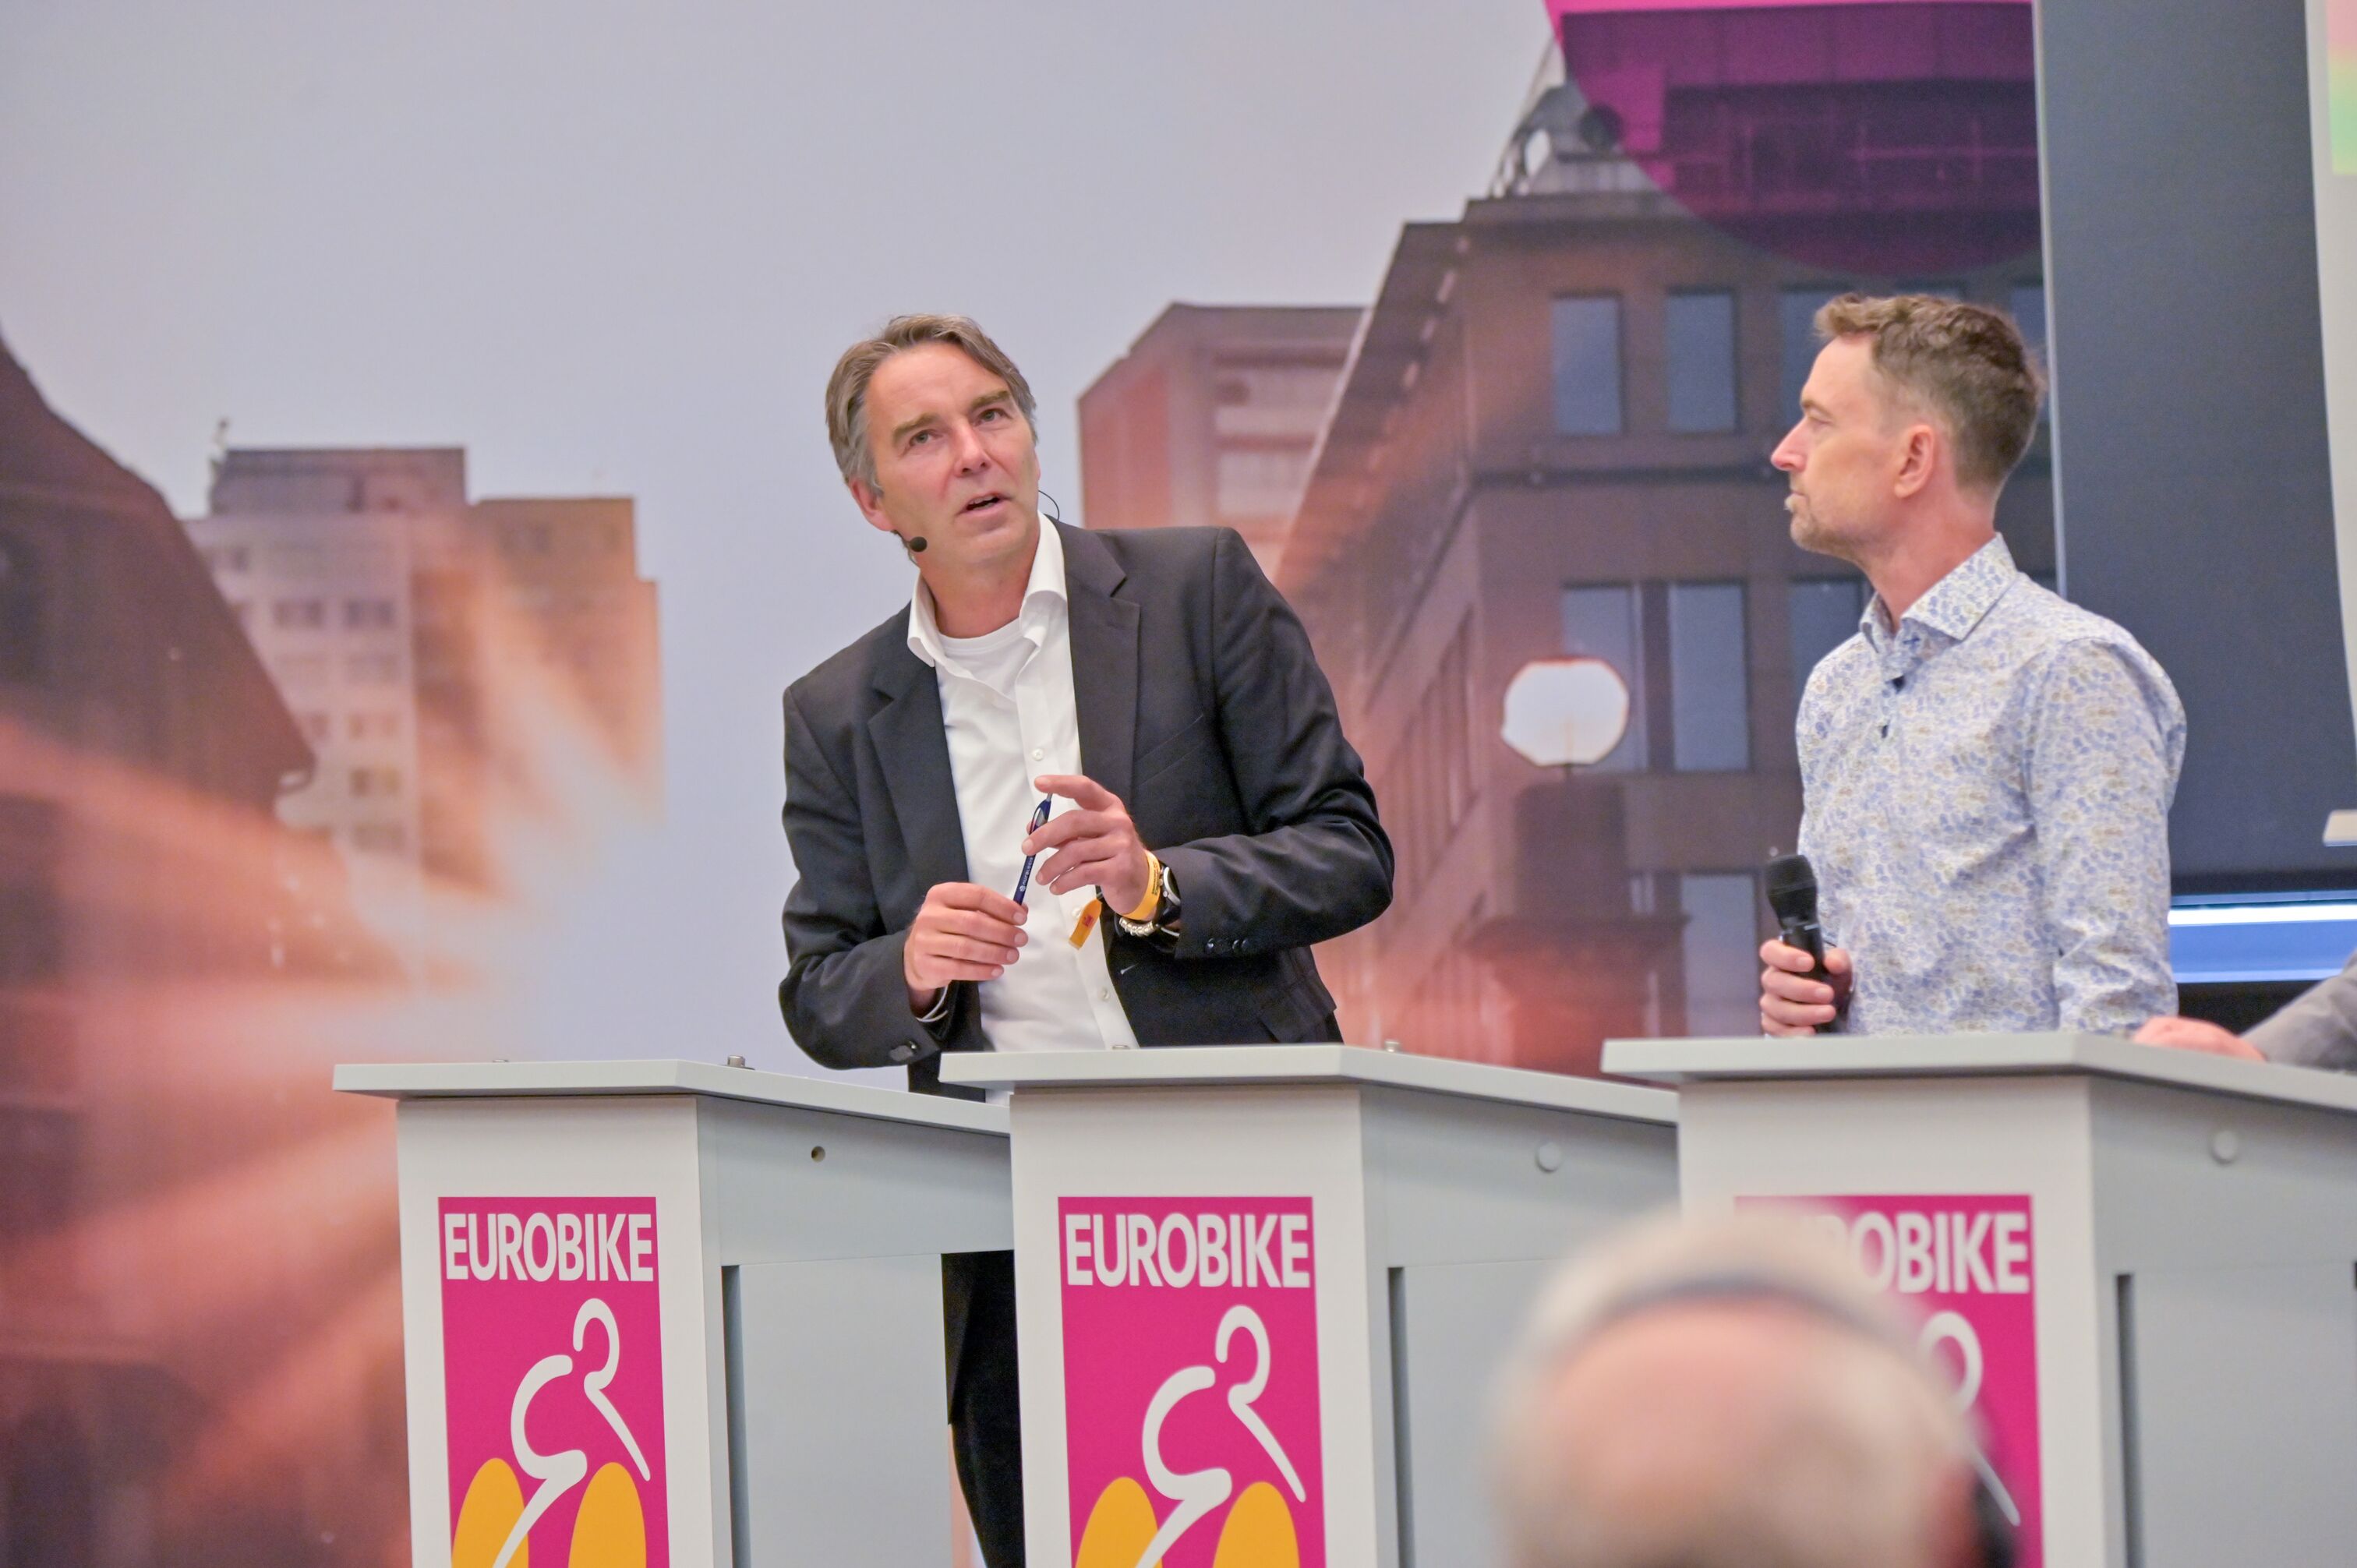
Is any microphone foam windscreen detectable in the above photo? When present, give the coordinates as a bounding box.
[1763,853,1819,921]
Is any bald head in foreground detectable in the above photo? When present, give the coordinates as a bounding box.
[1493,1217,1998,1568]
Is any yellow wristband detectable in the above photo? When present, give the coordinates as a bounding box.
[1120,852,1163,923]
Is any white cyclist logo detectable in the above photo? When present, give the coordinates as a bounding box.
[1129,1304,1309,1568]
[490,1298,653,1568]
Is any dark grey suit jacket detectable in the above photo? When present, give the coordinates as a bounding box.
[778,522,1394,1093]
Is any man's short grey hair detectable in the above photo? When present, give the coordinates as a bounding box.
[823,314,1039,491]
[1491,1213,1975,1568]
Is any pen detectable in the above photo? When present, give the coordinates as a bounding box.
[1010,796,1054,904]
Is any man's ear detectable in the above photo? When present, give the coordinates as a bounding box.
[1892,422,1939,500]
[847,476,895,537]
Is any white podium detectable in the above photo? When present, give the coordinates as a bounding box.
[1602,1033,2357,1568]
[334,1060,1009,1568]
[939,1045,1677,1568]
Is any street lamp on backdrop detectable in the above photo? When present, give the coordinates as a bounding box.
[1502,655,1631,768]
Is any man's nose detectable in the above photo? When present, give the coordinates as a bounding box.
[1769,427,1804,473]
[950,420,992,472]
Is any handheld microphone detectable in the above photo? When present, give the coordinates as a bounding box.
[1763,853,1836,1034]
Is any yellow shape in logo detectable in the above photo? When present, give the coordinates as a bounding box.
[568,1462,648,1568]
[1212,1481,1299,1568]
[1076,1475,1161,1568]
[452,1458,528,1568]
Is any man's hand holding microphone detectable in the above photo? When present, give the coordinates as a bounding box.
[1758,853,1854,1037]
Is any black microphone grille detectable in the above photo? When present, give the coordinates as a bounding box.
[1763,852,1818,917]
[906,535,928,553]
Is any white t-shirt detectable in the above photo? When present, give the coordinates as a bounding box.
[907,522,1141,1076]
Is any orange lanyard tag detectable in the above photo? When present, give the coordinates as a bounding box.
[1068,902,1103,949]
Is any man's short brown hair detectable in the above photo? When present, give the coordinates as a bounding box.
[824,314,1038,491]
[1815,293,2046,494]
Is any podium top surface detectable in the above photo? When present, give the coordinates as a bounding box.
[937,1045,1677,1125]
[1603,1033,2357,1117]
[331,1058,1008,1135]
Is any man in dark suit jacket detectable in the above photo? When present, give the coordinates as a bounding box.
[778,314,1392,1566]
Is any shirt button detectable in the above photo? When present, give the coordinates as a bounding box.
[1032,747,1044,761]
[1099,987,1110,1001]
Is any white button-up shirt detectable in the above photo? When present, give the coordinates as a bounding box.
[906,521,1140,1062]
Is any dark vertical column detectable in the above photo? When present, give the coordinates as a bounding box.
[2038,0,2355,884]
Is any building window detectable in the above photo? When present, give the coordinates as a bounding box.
[1677,872,1762,1037]
[1551,295,1624,436]
[351,822,408,853]
[350,766,402,798]
[1566,583,1751,772]
[2009,281,2048,354]
[0,1107,76,1238]
[272,597,326,630]
[346,652,402,684]
[1789,577,1871,705]
[1667,583,1749,772]
[4,1407,96,1568]
[0,535,43,682]
[1561,585,1647,771]
[348,711,402,740]
[1666,291,1739,433]
[1780,287,1846,418]
[202,544,251,573]
[272,653,329,686]
[343,597,398,630]
[507,523,553,556]
[1214,447,1313,520]
[299,711,333,745]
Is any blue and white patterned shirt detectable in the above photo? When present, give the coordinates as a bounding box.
[1796,536,2186,1037]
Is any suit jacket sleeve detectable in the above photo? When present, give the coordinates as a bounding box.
[2245,952,2357,1072]
[777,685,968,1070]
[1156,529,1394,959]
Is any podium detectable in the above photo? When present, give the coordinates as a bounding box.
[938,1045,1677,1568]
[334,1059,1009,1568]
[1602,1033,2357,1568]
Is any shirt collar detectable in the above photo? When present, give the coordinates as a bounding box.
[906,517,1068,671]
[1861,535,2017,655]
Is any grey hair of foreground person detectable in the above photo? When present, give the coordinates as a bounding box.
[1489,1213,1983,1568]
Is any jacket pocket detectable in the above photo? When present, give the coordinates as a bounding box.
[1134,711,1212,788]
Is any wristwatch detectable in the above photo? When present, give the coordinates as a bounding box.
[1114,856,1181,938]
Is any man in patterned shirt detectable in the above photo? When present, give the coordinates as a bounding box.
[1758,295,2186,1037]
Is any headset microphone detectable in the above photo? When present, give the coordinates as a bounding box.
[905,535,927,553]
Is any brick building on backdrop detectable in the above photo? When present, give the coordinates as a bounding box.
[189,449,663,890]
[1086,2,2057,1072]
[0,331,395,1563]
[1079,305,1361,576]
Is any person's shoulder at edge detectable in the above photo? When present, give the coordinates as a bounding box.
[1990,573,2170,670]
[1995,577,2185,714]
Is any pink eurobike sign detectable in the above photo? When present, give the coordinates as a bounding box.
[439,1196,669,1568]
[1059,1195,1325,1567]
[1748,1192,2044,1568]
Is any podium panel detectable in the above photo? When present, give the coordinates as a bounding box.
[942,1045,1678,1568]
[1606,1033,2357,1568]
[336,1060,1009,1568]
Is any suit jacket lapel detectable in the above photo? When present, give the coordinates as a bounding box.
[1060,523,1139,808]
[867,629,970,896]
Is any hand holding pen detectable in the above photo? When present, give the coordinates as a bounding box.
[901,800,1048,1012]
